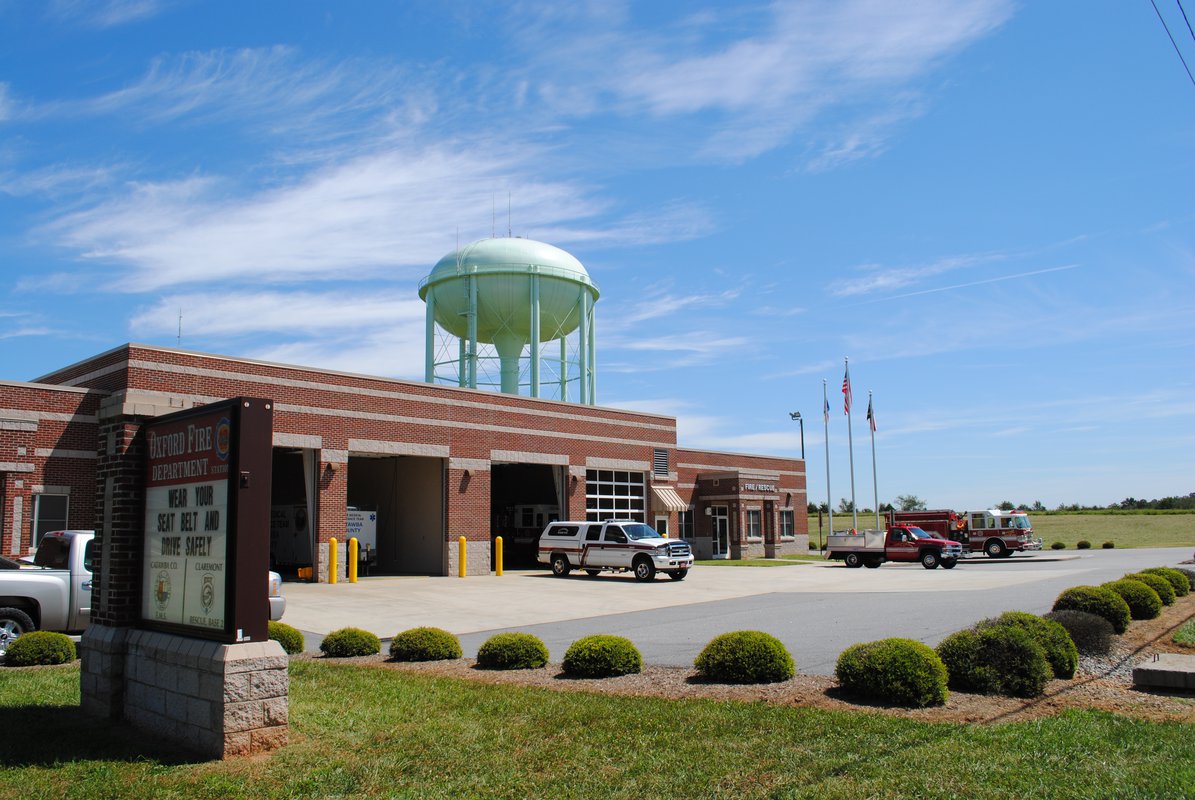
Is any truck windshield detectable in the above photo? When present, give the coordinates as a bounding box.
[906,527,932,540]
[622,524,663,540]
[1009,516,1031,530]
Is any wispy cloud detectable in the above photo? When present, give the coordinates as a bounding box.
[48,0,167,28]
[827,253,1003,297]
[854,264,1081,304]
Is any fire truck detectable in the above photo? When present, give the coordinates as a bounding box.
[889,509,1042,558]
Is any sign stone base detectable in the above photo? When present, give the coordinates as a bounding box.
[81,626,288,759]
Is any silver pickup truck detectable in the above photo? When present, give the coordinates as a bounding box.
[0,529,285,657]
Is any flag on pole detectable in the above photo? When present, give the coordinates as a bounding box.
[842,364,852,415]
[867,396,876,432]
[823,393,830,424]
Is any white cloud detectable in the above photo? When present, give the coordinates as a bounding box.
[49,0,166,28]
[827,253,1001,297]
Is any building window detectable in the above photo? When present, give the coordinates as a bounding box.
[746,509,762,539]
[585,469,645,522]
[678,509,694,540]
[780,510,794,538]
[33,493,69,547]
[653,449,669,477]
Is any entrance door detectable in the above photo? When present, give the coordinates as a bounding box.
[712,506,729,559]
[654,515,669,538]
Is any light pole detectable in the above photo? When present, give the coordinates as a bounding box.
[789,411,804,460]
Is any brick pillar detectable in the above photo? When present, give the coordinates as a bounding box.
[445,466,490,576]
[315,452,347,583]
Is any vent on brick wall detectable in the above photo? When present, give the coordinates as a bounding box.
[653,449,669,476]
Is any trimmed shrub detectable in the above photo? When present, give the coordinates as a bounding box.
[1124,572,1175,606]
[268,621,305,655]
[937,626,1051,698]
[695,631,795,684]
[1076,540,1091,550]
[1052,585,1131,634]
[389,627,461,662]
[978,611,1078,679]
[835,638,947,707]
[1102,578,1162,621]
[562,635,641,678]
[320,627,381,658]
[1101,541,1114,549]
[1141,567,1190,598]
[1050,541,1066,550]
[4,631,76,666]
[1044,610,1116,656]
[476,632,549,670]
[1176,568,1195,593]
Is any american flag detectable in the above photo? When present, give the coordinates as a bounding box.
[867,396,876,432]
[842,364,852,415]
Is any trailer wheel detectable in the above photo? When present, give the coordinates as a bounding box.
[551,554,572,577]
[633,556,656,582]
[921,551,940,570]
[0,607,35,658]
[985,539,1007,559]
[844,552,863,568]
[863,557,882,569]
[585,569,601,577]
[941,557,958,569]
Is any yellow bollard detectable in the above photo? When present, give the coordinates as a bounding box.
[495,536,503,577]
[458,536,467,577]
[348,537,358,584]
[328,537,338,585]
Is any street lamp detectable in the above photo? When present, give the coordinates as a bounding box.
[789,411,804,460]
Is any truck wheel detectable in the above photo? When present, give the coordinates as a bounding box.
[551,554,571,577]
[863,557,882,569]
[921,551,940,570]
[585,569,601,577]
[844,552,863,569]
[667,570,687,581]
[941,557,958,569]
[633,557,656,582]
[0,607,35,657]
[985,539,1007,559]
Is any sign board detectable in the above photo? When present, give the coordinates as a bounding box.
[141,398,273,643]
[346,508,377,551]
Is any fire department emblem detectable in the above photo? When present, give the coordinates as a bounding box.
[154,571,172,611]
[214,417,232,461]
[201,575,215,614]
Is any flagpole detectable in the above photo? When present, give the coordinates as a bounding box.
[869,390,879,530]
[823,379,832,539]
[844,357,857,531]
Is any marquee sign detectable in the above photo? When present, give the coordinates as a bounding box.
[141,398,273,643]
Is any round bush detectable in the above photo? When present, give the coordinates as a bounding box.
[1176,568,1195,593]
[1044,610,1116,656]
[320,627,381,658]
[835,638,947,707]
[476,632,549,670]
[937,626,1051,698]
[1052,585,1131,634]
[1124,572,1175,606]
[389,627,461,662]
[1140,567,1190,598]
[695,631,795,684]
[1076,540,1091,550]
[977,611,1078,679]
[4,631,76,666]
[268,621,305,655]
[1101,541,1115,549]
[1103,579,1161,621]
[1050,541,1066,550]
[562,635,641,678]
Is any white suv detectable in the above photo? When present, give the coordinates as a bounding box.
[537,520,694,581]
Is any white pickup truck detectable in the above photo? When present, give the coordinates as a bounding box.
[537,520,694,581]
[0,530,286,658]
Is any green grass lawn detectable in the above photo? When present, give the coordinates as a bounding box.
[2,662,1193,799]
[695,554,823,567]
[1030,512,1195,550]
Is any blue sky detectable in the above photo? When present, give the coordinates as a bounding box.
[2,1,1193,511]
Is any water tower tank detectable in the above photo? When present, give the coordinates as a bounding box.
[418,237,600,403]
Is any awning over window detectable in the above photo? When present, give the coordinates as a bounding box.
[651,485,688,513]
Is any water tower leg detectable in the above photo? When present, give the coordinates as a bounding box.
[577,292,589,405]
[588,304,596,405]
[529,274,541,398]
[458,338,467,388]
[467,274,478,389]
[559,336,568,401]
[424,292,436,383]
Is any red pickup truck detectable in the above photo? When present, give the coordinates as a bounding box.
[826,524,964,570]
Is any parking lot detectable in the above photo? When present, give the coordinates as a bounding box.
[282,546,1193,675]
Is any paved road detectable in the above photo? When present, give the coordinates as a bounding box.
[281,547,1193,675]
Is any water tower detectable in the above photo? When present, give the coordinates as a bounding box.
[419,237,600,404]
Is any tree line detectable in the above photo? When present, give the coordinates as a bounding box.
[806,492,1195,515]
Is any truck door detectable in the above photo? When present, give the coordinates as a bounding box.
[594,525,628,567]
[887,529,917,562]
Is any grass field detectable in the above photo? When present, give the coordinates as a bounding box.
[1029,512,1195,550]
[2,662,1192,799]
